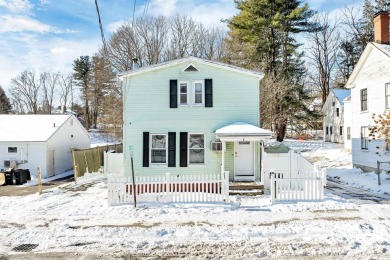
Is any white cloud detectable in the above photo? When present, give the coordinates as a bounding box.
[107,20,127,33]
[0,14,52,33]
[0,0,34,13]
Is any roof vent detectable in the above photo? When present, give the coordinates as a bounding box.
[184,64,199,72]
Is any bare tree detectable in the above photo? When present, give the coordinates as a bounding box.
[306,13,340,104]
[59,73,73,114]
[41,71,59,114]
[9,69,41,114]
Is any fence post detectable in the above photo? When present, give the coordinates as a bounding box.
[270,171,275,204]
[37,167,42,195]
[321,168,327,187]
[224,171,229,202]
[165,172,171,196]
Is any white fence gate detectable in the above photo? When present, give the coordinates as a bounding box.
[108,172,230,206]
[103,152,123,174]
[270,170,324,203]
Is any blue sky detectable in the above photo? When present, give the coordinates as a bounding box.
[0,0,363,90]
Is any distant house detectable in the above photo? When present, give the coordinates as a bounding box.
[345,11,390,172]
[322,89,351,143]
[343,95,352,150]
[0,115,90,178]
[119,57,272,182]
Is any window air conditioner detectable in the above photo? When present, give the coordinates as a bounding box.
[4,160,17,168]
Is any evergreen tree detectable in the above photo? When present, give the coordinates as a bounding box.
[0,85,11,114]
[228,0,318,141]
[73,56,92,130]
[374,0,390,12]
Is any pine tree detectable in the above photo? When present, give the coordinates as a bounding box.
[228,0,318,141]
[73,56,92,130]
[0,85,11,114]
[374,0,390,12]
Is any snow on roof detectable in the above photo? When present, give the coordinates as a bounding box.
[372,42,390,57]
[0,114,72,142]
[343,95,351,102]
[215,122,272,136]
[332,89,351,106]
[119,56,264,79]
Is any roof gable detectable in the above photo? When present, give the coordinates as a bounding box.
[119,57,264,79]
[346,43,390,88]
[332,89,351,105]
[0,115,74,142]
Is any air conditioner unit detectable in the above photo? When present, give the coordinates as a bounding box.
[4,160,17,168]
[211,141,222,151]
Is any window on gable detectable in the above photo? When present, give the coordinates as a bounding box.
[184,65,199,72]
[193,80,204,105]
[336,108,339,117]
[8,147,17,153]
[386,83,390,109]
[361,126,368,150]
[188,133,205,164]
[150,134,167,164]
[361,88,367,111]
[178,82,188,105]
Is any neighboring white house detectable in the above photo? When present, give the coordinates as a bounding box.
[345,11,390,172]
[0,114,90,178]
[343,95,352,150]
[322,89,351,143]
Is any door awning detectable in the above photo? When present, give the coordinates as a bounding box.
[215,122,272,141]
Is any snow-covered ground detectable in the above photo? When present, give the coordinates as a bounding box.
[1,140,390,259]
[89,130,122,147]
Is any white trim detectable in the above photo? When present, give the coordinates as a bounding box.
[192,80,205,106]
[188,133,206,165]
[178,81,189,106]
[149,133,168,165]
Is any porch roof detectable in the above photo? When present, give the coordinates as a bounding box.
[215,122,272,141]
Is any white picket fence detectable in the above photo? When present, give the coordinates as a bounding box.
[270,170,324,203]
[103,152,123,173]
[108,171,230,206]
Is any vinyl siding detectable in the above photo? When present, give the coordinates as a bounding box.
[123,61,260,177]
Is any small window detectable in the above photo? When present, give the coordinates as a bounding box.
[386,83,390,109]
[361,88,367,111]
[238,141,250,145]
[193,80,204,106]
[361,126,368,150]
[150,134,167,164]
[330,126,333,135]
[178,81,188,105]
[340,126,343,135]
[336,108,339,117]
[332,101,335,106]
[347,127,351,140]
[8,147,17,153]
[189,133,205,164]
[326,126,329,135]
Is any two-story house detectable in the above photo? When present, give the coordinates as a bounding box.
[345,11,390,172]
[322,89,351,143]
[120,57,272,182]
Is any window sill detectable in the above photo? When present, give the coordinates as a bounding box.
[150,164,168,167]
[360,111,369,114]
[360,149,369,152]
[192,104,205,107]
[188,164,206,166]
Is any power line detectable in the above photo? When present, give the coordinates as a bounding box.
[94,0,107,54]
[132,0,137,24]
[143,0,150,17]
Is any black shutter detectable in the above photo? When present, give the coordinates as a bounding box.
[180,132,188,167]
[143,132,149,167]
[205,79,213,107]
[170,80,178,108]
[168,132,176,167]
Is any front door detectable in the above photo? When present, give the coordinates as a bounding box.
[234,141,254,181]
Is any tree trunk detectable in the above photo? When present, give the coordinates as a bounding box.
[276,120,287,142]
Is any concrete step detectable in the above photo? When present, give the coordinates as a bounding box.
[229,189,263,196]
[229,182,264,191]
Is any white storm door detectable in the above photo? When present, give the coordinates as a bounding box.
[234,141,254,177]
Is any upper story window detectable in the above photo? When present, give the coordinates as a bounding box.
[179,81,188,105]
[336,108,339,117]
[386,83,390,109]
[150,134,167,165]
[360,88,367,111]
[189,133,205,165]
[8,147,17,153]
[361,126,368,150]
[193,80,205,106]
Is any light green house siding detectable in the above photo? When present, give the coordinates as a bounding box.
[122,60,261,179]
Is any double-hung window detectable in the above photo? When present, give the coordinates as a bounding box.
[150,134,167,164]
[361,126,368,150]
[336,108,339,117]
[361,88,367,111]
[179,81,188,105]
[340,126,343,136]
[193,80,204,106]
[386,83,390,109]
[188,133,205,164]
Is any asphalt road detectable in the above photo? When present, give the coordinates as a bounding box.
[325,177,390,205]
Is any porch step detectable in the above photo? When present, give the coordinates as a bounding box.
[229,182,264,196]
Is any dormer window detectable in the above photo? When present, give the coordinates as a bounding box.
[183,64,200,72]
